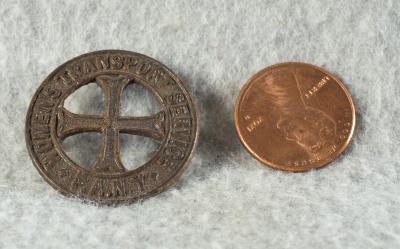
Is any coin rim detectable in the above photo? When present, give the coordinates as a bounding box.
[25,50,199,204]
[234,62,356,172]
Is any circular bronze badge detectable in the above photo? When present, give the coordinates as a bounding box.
[234,62,355,172]
[26,50,198,204]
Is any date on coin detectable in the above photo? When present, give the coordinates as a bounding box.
[234,62,355,172]
[26,50,198,204]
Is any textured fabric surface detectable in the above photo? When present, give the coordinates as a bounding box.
[0,0,399,248]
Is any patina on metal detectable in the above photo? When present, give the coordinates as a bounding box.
[26,50,198,204]
[234,62,356,172]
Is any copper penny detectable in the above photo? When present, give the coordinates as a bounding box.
[26,50,198,204]
[234,62,355,172]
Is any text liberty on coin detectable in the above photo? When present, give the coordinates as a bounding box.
[26,50,198,204]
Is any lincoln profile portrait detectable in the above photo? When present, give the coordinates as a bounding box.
[254,71,336,157]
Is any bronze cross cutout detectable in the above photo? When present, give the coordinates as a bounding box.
[57,75,165,173]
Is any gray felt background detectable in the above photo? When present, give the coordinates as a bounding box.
[0,0,399,248]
